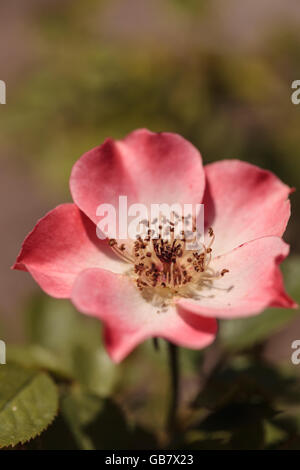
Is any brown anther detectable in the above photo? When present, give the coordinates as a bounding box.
[221,269,229,276]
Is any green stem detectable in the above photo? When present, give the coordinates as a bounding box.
[166,341,180,434]
[153,337,160,351]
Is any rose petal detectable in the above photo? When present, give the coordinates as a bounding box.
[203,160,292,256]
[177,236,297,319]
[71,268,217,362]
[70,129,205,231]
[13,204,127,298]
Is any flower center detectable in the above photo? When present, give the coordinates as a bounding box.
[108,214,229,310]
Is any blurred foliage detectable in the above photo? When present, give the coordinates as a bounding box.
[182,357,300,450]
[1,0,300,450]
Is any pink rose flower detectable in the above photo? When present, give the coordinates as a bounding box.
[14,129,297,362]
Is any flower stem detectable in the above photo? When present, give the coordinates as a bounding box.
[153,337,160,351]
[166,341,180,434]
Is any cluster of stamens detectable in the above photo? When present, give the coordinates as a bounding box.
[108,212,229,308]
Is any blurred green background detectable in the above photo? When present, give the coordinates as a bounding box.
[1,0,300,450]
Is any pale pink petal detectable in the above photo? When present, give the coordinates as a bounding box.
[13,204,127,298]
[177,236,297,319]
[71,268,217,362]
[203,160,292,256]
[70,129,205,228]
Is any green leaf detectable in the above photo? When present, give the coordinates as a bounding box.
[0,363,58,448]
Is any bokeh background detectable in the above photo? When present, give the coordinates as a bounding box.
[1,0,300,450]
